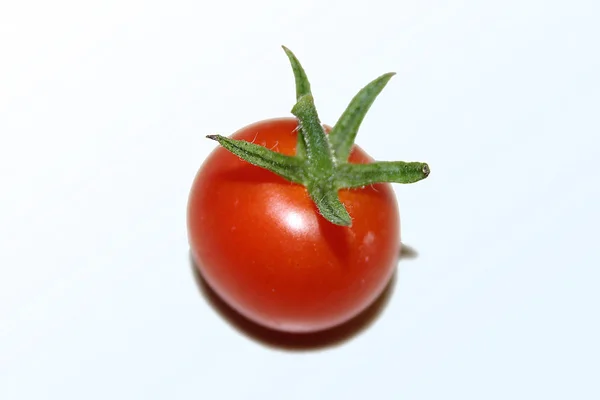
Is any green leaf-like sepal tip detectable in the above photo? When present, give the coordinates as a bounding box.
[336,162,430,188]
[308,182,352,226]
[282,45,310,158]
[329,72,396,163]
[206,47,430,227]
[206,135,306,184]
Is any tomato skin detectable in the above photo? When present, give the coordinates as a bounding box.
[187,117,400,333]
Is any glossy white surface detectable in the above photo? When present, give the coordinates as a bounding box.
[1,0,599,398]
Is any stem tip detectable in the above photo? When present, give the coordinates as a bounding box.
[422,163,430,177]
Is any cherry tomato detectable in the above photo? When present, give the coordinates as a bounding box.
[187,117,400,333]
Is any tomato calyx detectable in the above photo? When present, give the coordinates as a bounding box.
[206,46,430,227]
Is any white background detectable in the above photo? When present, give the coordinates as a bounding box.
[1,0,599,398]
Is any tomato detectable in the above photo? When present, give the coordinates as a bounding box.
[187,117,400,333]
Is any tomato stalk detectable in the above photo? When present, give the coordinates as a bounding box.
[207,46,430,227]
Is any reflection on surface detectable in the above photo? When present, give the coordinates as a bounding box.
[284,210,305,232]
[266,196,318,239]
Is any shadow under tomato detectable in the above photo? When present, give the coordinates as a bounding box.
[189,253,402,351]
[400,243,419,259]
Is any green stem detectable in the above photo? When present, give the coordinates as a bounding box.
[282,46,312,103]
[290,95,336,176]
[205,47,430,227]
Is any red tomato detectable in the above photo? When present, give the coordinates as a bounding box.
[187,117,400,333]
